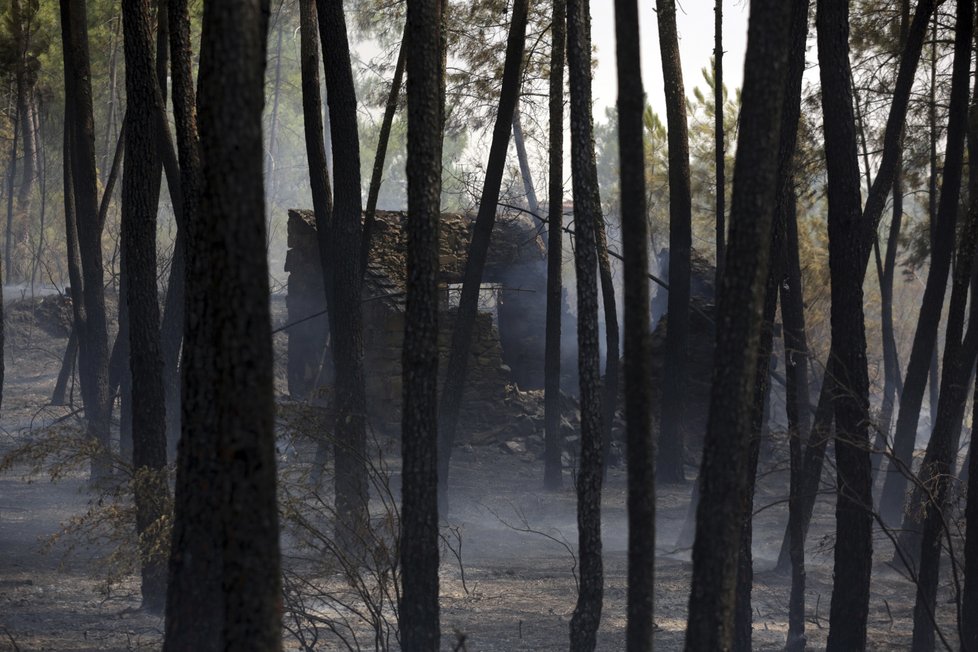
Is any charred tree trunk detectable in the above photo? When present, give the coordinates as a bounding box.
[908,12,976,646]
[164,0,281,647]
[436,0,529,514]
[595,218,619,472]
[783,191,811,652]
[398,1,443,647]
[160,0,200,468]
[566,0,605,648]
[713,0,724,285]
[734,4,808,647]
[299,0,337,490]
[317,0,370,550]
[655,0,692,485]
[615,2,655,646]
[683,2,792,648]
[59,0,113,481]
[543,0,566,492]
[121,0,170,614]
[361,27,406,271]
[880,0,960,527]
[817,0,874,646]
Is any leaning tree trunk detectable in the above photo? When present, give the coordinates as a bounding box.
[566,0,606,649]
[683,3,792,649]
[543,0,566,492]
[512,103,540,217]
[879,0,959,527]
[398,1,443,647]
[317,0,370,551]
[436,0,529,515]
[361,26,406,271]
[164,0,281,647]
[655,0,692,485]
[908,10,976,645]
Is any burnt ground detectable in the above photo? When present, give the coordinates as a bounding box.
[0,294,956,651]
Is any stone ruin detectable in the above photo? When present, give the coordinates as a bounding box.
[285,209,556,441]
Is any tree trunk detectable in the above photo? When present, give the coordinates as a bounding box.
[164,0,281,646]
[361,28,406,271]
[908,12,976,645]
[317,0,370,551]
[299,0,336,489]
[59,0,113,481]
[655,0,692,485]
[595,217,619,473]
[265,10,285,203]
[683,3,792,648]
[879,0,958,528]
[512,103,540,217]
[713,0,724,286]
[817,1,874,646]
[784,192,811,652]
[734,4,809,647]
[544,0,566,492]
[121,0,170,614]
[398,0,443,647]
[436,0,529,514]
[161,0,201,465]
[615,2,654,646]
[566,0,605,648]
[5,100,20,287]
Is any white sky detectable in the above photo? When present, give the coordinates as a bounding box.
[591,1,750,117]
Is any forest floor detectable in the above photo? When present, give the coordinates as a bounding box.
[0,294,958,651]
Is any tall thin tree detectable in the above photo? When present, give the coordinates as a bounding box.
[317,0,371,548]
[398,0,443,646]
[436,0,530,513]
[59,0,112,481]
[164,0,281,647]
[567,0,606,648]
[655,0,692,484]
[615,0,654,647]
[121,0,169,614]
[683,0,792,648]
[543,0,567,491]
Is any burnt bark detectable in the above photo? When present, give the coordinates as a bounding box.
[683,1,792,648]
[317,0,369,550]
[595,218,619,473]
[436,0,529,514]
[908,9,976,646]
[615,0,653,646]
[361,27,406,272]
[817,0,873,646]
[121,0,170,614]
[655,0,692,485]
[163,0,281,647]
[59,0,112,481]
[567,0,605,648]
[878,0,957,528]
[734,4,809,647]
[398,1,444,648]
[543,0,566,492]
[714,0,724,285]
